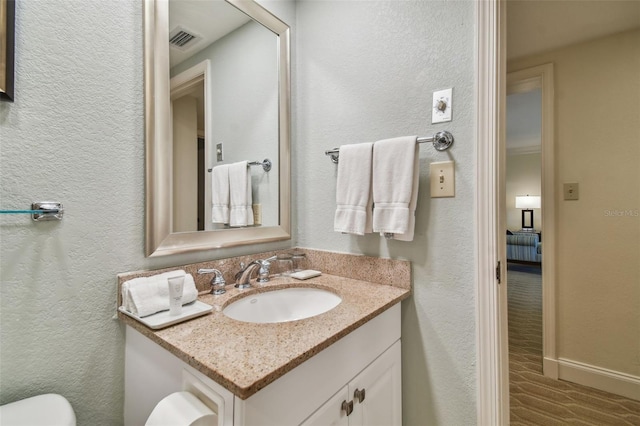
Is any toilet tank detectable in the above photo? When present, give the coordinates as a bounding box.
[0,393,76,426]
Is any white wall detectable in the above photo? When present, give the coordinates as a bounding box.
[295,1,477,424]
[506,89,541,152]
[0,0,295,423]
[509,29,640,378]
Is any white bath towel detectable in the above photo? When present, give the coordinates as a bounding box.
[229,161,254,227]
[372,136,419,240]
[121,270,198,318]
[334,142,374,235]
[211,164,230,224]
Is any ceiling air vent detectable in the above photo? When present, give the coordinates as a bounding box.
[169,27,202,51]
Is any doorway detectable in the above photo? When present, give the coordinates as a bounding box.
[475,1,640,424]
[505,64,556,381]
[170,60,211,232]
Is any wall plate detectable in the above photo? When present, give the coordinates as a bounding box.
[432,88,452,123]
[564,183,579,200]
[430,161,455,197]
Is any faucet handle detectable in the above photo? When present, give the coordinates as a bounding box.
[198,268,226,295]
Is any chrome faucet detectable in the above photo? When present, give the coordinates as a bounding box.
[234,258,273,289]
[198,268,226,295]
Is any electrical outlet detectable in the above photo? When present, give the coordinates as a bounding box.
[430,161,455,198]
[252,204,262,225]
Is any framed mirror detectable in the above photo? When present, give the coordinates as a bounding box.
[144,0,290,257]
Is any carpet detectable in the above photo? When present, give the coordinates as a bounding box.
[507,270,640,425]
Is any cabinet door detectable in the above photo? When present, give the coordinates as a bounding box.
[301,386,350,426]
[350,340,402,426]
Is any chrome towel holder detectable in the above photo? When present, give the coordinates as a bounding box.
[208,158,272,173]
[324,131,454,164]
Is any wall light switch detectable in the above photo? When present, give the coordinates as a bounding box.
[216,143,223,162]
[564,183,579,200]
[430,161,455,198]
[432,88,453,123]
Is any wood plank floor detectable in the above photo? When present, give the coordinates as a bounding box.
[507,267,640,425]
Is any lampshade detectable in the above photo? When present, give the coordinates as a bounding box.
[515,195,541,209]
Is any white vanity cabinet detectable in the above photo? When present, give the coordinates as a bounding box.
[124,304,401,426]
[301,341,401,426]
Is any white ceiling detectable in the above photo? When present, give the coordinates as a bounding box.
[169,0,250,68]
[507,0,640,60]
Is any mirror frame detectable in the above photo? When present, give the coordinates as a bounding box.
[144,0,291,257]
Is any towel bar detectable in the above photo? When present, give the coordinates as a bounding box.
[324,131,454,163]
[207,158,271,173]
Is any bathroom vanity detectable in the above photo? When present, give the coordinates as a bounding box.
[120,268,410,426]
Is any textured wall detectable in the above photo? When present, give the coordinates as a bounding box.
[0,1,144,423]
[0,0,294,424]
[508,29,640,377]
[295,1,477,424]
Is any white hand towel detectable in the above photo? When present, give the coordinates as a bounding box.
[392,142,420,241]
[211,165,230,224]
[229,161,254,227]
[334,142,374,235]
[372,136,419,240]
[121,270,198,318]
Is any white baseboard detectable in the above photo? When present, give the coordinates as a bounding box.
[543,357,558,379]
[543,358,640,401]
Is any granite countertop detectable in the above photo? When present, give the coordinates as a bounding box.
[118,273,410,400]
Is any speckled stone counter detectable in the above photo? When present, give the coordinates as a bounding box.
[117,250,410,400]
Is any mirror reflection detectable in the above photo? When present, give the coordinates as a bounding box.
[169,0,279,233]
[144,0,291,257]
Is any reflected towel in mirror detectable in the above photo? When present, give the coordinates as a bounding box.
[229,161,255,227]
[211,165,230,224]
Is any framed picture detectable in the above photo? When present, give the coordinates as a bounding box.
[1,0,15,102]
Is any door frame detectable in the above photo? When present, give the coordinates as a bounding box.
[476,2,558,424]
[170,60,213,230]
[507,64,557,380]
[475,0,509,424]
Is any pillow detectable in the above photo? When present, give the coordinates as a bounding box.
[506,230,513,235]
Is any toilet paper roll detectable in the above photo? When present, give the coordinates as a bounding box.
[146,391,217,426]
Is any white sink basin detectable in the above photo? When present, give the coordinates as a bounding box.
[223,287,342,323]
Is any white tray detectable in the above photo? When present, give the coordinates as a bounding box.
[119,300,213,330]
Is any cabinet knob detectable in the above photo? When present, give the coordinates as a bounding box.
[341,400,353,416]
[354,388,366,403]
